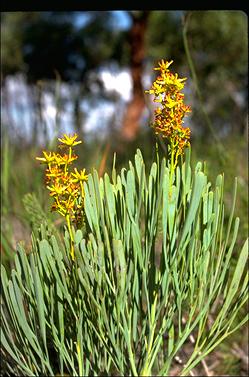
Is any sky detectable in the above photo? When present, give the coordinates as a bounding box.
[74,11,131,30]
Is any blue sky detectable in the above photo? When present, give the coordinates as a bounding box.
[74,11,131,30]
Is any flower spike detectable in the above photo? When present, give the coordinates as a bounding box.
[36,134,88,260]
[146,59,191,158]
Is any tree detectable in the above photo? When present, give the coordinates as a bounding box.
[1,11,247,141]
[1,11,125,143]
[120,11,150,141]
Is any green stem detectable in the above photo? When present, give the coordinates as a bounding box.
[169,141,176,198]
[140,293,158,376]
[80,181,84,197]
[66,214,75,260]
[64,146,72,174]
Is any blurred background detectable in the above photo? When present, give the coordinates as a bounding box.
[1,10,248,375]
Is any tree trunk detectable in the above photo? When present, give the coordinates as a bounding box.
[121,11,150,141]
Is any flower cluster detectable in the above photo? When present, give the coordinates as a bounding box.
[146,59,191,158]
[36,134,88,228]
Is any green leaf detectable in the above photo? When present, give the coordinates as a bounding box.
[179,171,207,250]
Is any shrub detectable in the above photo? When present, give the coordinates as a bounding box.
[1,147,248,376]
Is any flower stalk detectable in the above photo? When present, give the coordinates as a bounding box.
[66,214,74,260]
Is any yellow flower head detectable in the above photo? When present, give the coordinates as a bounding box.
[154,59,173,71]
[58,133,82,147]
[54,153,78,166]
[47,183,68,196]
[71,168,88,183]
[46,165,63,178]
[36,151,56,164]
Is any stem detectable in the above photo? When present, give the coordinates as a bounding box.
[80,181,84,197]
[140,293,158,376]
[66,214,75,260]
[122,309,138,376]
[169,141,176,198]
[64,146,72,174]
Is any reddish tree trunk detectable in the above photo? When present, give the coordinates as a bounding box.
[121,11,150,141]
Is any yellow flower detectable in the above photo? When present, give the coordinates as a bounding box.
[54,153,78,166]
[46,166,63,178]
[58,133,82,147]
[36,151,56,164]
[71,168,88,183]
[47,183,68,196]
[65,183,80,198]
[64,198,77,211]
[154,59,173,71]
[165,95,179,109]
